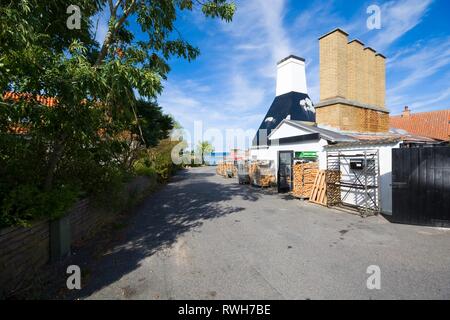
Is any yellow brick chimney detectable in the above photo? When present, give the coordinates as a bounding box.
[316,28,389,133]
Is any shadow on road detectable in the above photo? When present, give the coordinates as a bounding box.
[54,169,269,299]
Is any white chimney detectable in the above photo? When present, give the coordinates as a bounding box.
[276,55,308,96]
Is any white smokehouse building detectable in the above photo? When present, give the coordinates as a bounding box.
[251,54,353,170]
[250,29,437,215]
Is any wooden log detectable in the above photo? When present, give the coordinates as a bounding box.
[249,163,275,187]
[292,162,319,198]
[325,170,341,206]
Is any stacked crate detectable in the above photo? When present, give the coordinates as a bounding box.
[249,162,275,187]
[216,163,225,176]
[216,163,237,178]
[292,162,319,199]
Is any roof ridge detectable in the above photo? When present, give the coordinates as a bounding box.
[390,108,450,117]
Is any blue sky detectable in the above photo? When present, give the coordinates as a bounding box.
[95,0,450,151]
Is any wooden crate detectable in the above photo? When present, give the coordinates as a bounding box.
[216,163,237,178]
[216,163,225,176]
[292,162,319,199]
[249,163,275,187]
[309,170,327,205]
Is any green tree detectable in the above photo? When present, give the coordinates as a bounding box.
[196,141,214,165]
[1,0,235,189]
[134,99,174,148]
[0,0,235,227]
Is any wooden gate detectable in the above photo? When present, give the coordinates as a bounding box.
[392,147,450,226]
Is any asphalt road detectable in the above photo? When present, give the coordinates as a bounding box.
[69,166,450,300]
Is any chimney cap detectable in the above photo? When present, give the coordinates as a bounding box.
[318,28,349,40]
[402,106,411,117]
[348,39,365,46]
[364,47,377,53]
[375,53,387,59]
[277,55,305,65]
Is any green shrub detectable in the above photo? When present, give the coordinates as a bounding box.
[133,158,158,178]
[133,138,182,183]
[0,184,79,228]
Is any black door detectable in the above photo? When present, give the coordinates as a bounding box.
[392,147,450,226]
[278,151,293,193]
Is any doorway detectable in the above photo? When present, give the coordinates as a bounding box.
[278,151,293,193]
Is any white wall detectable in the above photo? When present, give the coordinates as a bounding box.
[326,143,400,215]
[250,147,271,161]
[253,120,398,215]
[276,58,308,96]
[251,139,328,178]
[251,122,329,177]
[269,124,310,140]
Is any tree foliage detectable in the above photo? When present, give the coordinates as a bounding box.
[0,0,235,227]
[196,140,214,165]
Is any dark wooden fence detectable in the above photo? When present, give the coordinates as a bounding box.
[392,147,450,226]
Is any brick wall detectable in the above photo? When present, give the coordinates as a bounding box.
[318,29,387,110]
[317,29,388,133]
[0,220,50,297]
[375,54,386,108]
[347,40,364,102]
[319,29,348,100]
[316,103,389,133]
[0,175,154,298]
[360,46,370,105]
[366,48,377,106]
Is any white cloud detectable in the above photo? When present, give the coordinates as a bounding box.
[226,74,266,111]
[370,0,433,50]
[159,78,265,151]
[408,87,450,111]
[159,0,294,150]
[159,0,449,150]
[223,0,293,63]
[387,37,450,109]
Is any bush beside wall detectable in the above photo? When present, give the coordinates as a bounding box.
[0,175,156,298]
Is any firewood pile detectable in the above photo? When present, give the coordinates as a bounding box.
[216,162,237,178]
[249,162,275,187]
[216,163,224,176]
[292,162,319,199]
[325,170,341,206]
[309,169,342,206]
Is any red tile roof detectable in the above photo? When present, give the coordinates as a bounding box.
[2,91,58,107]
[389,109,450,141]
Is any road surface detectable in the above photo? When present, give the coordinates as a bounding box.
[66,167,450,299]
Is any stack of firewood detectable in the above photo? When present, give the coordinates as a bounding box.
[216,163,225,176]
[249,163,275,187]
[325,170,341,206]
[216,163,237,177]
[292,162,319,198]
[309,169,341,206]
